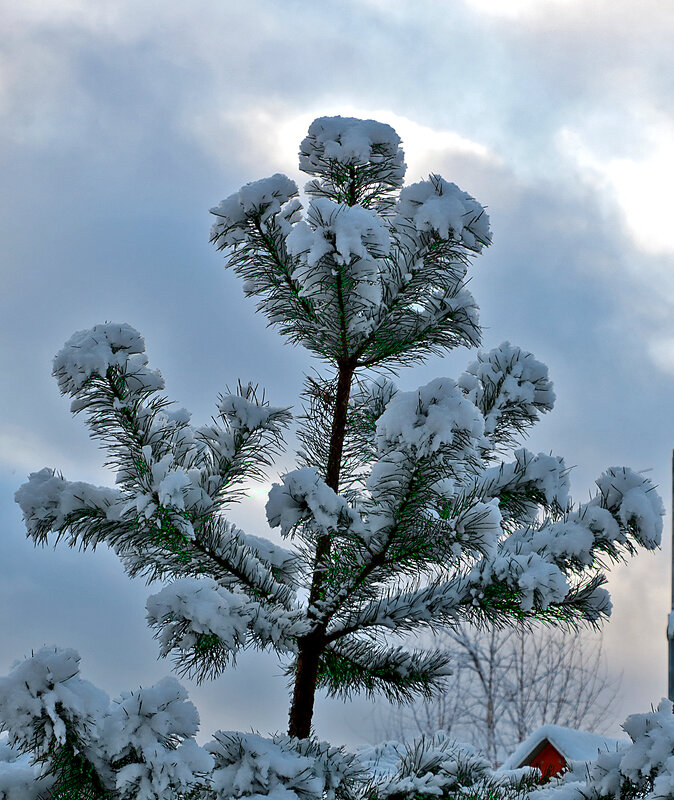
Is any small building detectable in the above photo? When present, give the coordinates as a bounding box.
[499,724,628,782]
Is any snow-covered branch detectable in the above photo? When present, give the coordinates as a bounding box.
[458,342,555,454]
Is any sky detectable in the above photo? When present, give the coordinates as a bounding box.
[2,0,674,752]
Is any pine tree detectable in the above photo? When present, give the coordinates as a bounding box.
[11,115,664,782]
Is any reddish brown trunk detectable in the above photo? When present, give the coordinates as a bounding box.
[287,360,355,738]
[287,630,325,738]
[324,362,355,493]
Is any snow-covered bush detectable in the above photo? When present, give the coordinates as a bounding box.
[0,647,212,799]
[7,114,665,795]
[359,732,537,800]
[208,730,365,800]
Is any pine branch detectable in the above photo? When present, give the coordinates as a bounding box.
[314,637,452,703]
[36,729,113,800]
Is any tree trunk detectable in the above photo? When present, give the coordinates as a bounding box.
[287,630,326,738]
[287,360,355,738]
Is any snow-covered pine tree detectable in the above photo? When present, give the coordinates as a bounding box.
[14,116,664,757]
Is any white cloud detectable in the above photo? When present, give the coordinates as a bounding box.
[647,339,674,377]
[558,119,674,257]
[463,0,579,19]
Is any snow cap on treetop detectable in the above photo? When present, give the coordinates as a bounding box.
[396,174,492,252]
[300,116,406,183]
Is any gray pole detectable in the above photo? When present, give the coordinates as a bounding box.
[669,449,674,701]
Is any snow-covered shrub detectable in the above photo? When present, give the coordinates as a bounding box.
[0,647,212,800]
[359,732,537,800]
[207,730,366,800]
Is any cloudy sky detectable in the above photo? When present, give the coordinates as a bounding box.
[2,0,674,750]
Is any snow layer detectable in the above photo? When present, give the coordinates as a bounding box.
[207,730,364,800]
[529,701,674,800]
[210,174,299,247]
[362,731,528,799]
[299,116,405,183]
[53,322,164,402]
[396,174,491,251]
[0,648,212,800]
[499,724,628,771]
[266,466,362,538]
[375,377,487,460]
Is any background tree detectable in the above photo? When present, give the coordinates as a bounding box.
[3,115,665,796]
[377,624,620,766]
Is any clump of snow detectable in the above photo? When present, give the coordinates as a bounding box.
[484,552,570,612]
[52,323,164,403]
[594,467,664,548]
[146,578,253,658]
[396,174,491,251]
[218,392,289,434]
[266,466,363,538]
[286,198,393,332]
[14,468,123,541]
[299,116,405,184]
[375,377,487,461]
[452,498,502,557]
[207,730,365,800]
[0,737,52,800]
[102,677,213,800]
[504,520,595,567]
[571,503,621,545]
[0,649,215,800]
[502,464,663,573]
[458,342,555,438]
[0,647,109,760]
[210,174,299,247]
[480,449,570,511]
[287,198,391,268]
[146,577,308,660]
